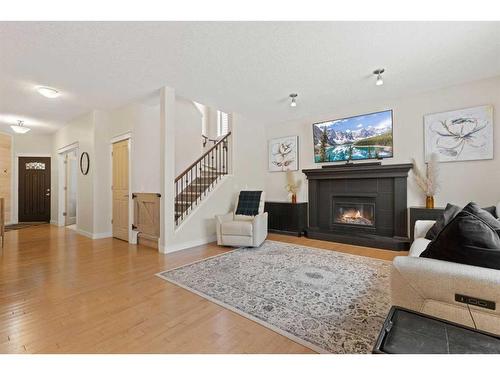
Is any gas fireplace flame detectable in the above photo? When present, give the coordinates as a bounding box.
[337,207,373,226]
[343,209,362,220]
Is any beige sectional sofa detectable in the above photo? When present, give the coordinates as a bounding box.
[391,220,500,335]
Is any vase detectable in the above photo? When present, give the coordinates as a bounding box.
[291,193,297,204]
[426,196,434,209]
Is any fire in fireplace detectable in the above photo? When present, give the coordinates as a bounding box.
[334,202,375,226]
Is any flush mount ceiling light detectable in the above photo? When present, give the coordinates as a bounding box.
[11,120,31,134]
[37,86,60,98]
[289,93,298,107]
[373,69,385,86]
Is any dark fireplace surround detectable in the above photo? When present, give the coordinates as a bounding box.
[302,163,413,250]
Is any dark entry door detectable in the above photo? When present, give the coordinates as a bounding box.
[18,157,51,222]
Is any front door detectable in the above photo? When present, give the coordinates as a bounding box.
[18,157,51,222]
[112,140,129,241]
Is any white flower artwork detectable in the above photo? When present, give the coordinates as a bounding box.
[424,105,494,162]
[268,135,299,172]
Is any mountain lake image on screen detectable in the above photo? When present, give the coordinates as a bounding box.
[312,110,393,163]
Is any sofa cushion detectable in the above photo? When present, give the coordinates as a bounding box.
[425,203,461,240]
[420,202,500,270]
[221,220,253,236]
[409,237,431,257]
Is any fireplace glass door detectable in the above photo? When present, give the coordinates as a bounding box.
[333,202,375,226]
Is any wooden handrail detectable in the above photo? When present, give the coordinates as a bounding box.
[175,132,231,183]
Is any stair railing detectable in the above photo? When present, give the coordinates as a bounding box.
[175,132,231,225]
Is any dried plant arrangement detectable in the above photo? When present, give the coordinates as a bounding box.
[412,153,440,208]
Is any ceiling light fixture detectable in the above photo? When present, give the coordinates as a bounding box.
[373,69,385,86]
[37,86,60,98]
[11,120,31,134]
[289,93,298,107]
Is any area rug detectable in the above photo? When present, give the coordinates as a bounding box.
[156,240,391,353]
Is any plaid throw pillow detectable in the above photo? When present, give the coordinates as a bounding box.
[235,191,262,216]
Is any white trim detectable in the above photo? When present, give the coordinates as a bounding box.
[57,146,79,228]
[16,153,51,157]
[57,142,79,155]
[76,228,94,239]
[110,131,132,144]
[13,153,52,224]
[92,231,112,239]
[50,220,58,225]
[109,135,134,244]
[160,234,217,254]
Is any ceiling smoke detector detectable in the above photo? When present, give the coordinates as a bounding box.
[289,93,298,107]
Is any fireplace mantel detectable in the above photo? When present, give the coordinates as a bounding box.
[302,163,413,180]
[302,163,413,250]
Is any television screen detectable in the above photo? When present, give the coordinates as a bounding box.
[312,110,393,163]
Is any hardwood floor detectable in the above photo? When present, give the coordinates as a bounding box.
[0,225,405,354]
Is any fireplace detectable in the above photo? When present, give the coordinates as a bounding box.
[302,163,413,250]
[333,201,375,227]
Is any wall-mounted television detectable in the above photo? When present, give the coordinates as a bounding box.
[312,109,393,163]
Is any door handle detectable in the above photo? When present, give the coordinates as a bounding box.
[46,193,50,196]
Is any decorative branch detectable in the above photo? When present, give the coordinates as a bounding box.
[412,153,440,196]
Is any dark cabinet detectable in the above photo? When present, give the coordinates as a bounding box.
[264,201,308,236]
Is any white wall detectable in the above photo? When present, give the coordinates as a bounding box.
[174,97,203,175]
[265,76,500,208]
[52,112,95,235]
[161,104,267,253]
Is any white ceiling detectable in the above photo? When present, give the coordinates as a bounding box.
[1,21,499,134]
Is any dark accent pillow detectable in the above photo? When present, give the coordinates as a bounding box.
[420,202,500,270]
[424,203,462,240]
[235,191,262,216]
[482,206,499,219]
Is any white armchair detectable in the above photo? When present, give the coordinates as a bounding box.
[391,220,500,334]
[216,191,268,247]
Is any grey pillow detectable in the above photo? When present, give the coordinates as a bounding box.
[425,203,461,240]
[420,202,500,270]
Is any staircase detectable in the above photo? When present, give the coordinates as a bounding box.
[174,132,231,225]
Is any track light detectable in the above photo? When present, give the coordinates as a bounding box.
[289,93,298,107]
[373,69,385,86]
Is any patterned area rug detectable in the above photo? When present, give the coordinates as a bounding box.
[156,240,391,353]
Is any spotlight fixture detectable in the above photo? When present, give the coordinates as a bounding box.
[373,69,385,86]
[37,86,60,98]
[289,93,298,107]
[11,120,30,134]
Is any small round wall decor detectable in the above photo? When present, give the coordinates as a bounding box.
[80,152,90,175]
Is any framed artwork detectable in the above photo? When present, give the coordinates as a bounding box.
[268,135,299,172]
[424,105,494,162]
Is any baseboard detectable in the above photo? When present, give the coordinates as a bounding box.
[50,220,58,225]
[160,234,217,254]
[74,229,111,240]
[76,229,94,239]
[92,232,112,239]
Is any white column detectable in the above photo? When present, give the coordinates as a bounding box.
[159,86,176,253]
